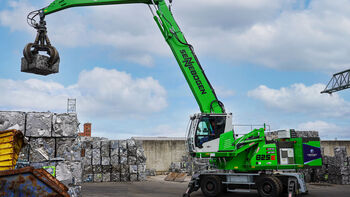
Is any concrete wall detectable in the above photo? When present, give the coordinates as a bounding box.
[134,137,186,173]
[322,141,350,156]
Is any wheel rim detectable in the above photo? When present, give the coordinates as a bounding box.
[206,181,215,191]
[262,182,273,194]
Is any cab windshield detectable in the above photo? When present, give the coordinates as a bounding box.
[195,116,226,148]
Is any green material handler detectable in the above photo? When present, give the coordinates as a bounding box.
[22,1,323,196]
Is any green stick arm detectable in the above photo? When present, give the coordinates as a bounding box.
[43,0,161,15]
[41,0,224,113]
[155,1,224,113]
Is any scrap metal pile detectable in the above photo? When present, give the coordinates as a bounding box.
[0,111,81,196]
[300,146,350,185]
[80,137,147,183]
[169,156,210,175]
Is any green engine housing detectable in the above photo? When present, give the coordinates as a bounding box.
[196,129,322,172]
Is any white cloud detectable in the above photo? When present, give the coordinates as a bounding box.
[0,67,167,117]
[2,0,350,71]
[77,67,167,117]
[214,86,235,98]
[0,0,36,32]
[248,83,350,117]
[297,120,350,139]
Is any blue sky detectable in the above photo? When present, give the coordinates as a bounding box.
[1,0,350,140]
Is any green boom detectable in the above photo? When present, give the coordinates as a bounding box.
[42,0,224,114]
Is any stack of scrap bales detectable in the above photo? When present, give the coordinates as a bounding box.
[299,146,350,185]
[0,111,82,197]
[265,130,319,141]
[81,137,147,183]
[168,155,210,175]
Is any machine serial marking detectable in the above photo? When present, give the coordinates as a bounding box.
[180,49,207,95]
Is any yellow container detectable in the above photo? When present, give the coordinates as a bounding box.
[0,130,24,171]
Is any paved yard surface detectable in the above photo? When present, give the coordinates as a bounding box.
[82,176,350,197]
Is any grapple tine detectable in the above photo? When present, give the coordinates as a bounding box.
[22,11,60,75]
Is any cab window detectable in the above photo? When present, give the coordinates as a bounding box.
[195,116,226,148]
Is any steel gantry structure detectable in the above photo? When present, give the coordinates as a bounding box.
[321,69,350,94]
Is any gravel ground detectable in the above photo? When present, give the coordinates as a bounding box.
[81,175,350,197]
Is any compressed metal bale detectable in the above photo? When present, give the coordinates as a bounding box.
[111,173,120,182]
[102,166,111,182]
[129,165,138,174]
[112,165,121,173]
[21,54,59,76]
[82,140,92,149]
[94,173,103,182]
[68,185,82,197]
[92,149,101,165]
[110,140,119,149]
[102,165,111,173]
[101,140,110,157]
[0,111,25,132]
[29,138,55,162]
[52,113,78,137]
[111,146,119,156]
[137,164,146,173]
[82,148,92,166]
[127,139,137,156]
[138,173,147,181]
[136,148,146,164]
[120,155,128,165]
[71,162,83,185]
[120,164,129,174]
[295,131,319,138]
[128,156,137,165]
[17,143,29,162]
[111,155,119,166]
[83,174,93,183]
[92,140,101,149]
[93,165,102,174]
[103,173,111,182]
[335,147,347,166]
[119,140,128,158]
[56,138,82,161]
[83,165,93,174]
[120,173,130,182]
[130,174,137,182]
[26,112,52,137]
[102,157,111,165]
[56,161,73,186]
[93,165,102,182]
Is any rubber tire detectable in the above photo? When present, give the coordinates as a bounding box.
[271,176,283,194]
[200,176,223,197]
[257,176,282,197]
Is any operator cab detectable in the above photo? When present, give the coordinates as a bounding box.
[186,113,233,154]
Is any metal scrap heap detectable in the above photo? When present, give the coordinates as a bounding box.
[0,111,82,196]
[299,146,350,185]
[80,137,147,183]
